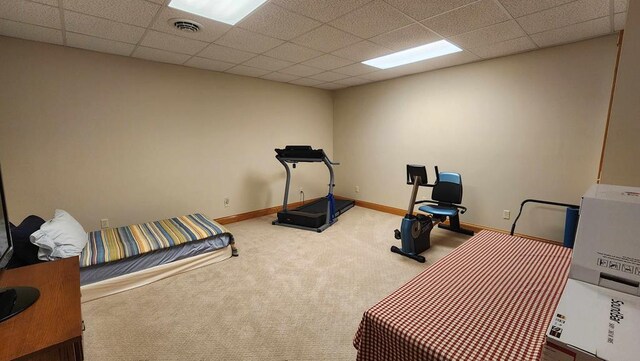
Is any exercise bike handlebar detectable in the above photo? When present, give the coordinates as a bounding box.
[430,166,440,187]
[405,165,439,216]
[406,165,440,187]
[509,199,579,236]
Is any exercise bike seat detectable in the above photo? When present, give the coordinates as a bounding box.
[418,204,458,217]
[417,172,465,217]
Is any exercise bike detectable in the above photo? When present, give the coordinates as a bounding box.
[391,165,474,263]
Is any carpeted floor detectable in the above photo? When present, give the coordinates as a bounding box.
[81,206,470,361]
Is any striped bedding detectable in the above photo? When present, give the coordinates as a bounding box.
[79,214,230,268]
[354,230,572,361]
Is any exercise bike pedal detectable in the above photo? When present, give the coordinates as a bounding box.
[394,229,401,240]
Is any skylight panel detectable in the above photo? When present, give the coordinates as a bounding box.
[362,40,462,69]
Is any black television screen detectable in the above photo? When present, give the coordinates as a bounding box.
[0,164,40,323]
[0,178,13,270]
[0,165,14,269]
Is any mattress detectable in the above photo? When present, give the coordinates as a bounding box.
[80,234,231,285]
[80,214,232,285]
[80,247,231,302]
[353,230,572,361]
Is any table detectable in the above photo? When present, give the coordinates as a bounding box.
[0,257,83,361]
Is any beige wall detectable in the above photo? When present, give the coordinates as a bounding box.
[601,1,640,186]
[0,34,623,240]
[0,36,333,230]
[333,35,617,241]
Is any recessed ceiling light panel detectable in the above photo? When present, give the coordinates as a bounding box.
[168,0,268,25]
[362,40,462,69]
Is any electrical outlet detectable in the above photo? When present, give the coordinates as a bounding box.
[503,210,510,220]
[100,219,109,229]
[224,198,230,208]
[355,185,360,193]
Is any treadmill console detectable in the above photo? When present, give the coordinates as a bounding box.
[275,145,326,161]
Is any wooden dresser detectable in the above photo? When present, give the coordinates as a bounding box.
[0,257,83,361]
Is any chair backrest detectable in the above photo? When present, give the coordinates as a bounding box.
[431,172,463,205]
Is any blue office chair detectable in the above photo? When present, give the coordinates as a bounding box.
[417,172,474,236]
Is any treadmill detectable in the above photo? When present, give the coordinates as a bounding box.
[273,145,355,232]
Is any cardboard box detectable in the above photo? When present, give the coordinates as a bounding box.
[569,184,640,296]
[542,279,639,361]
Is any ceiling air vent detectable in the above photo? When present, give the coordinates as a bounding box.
[170,19,202,33]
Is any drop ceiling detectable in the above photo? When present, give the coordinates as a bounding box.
[0,0,629,90]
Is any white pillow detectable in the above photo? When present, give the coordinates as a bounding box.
[30,209,88,261]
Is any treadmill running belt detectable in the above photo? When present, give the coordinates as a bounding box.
[296,198,355,216]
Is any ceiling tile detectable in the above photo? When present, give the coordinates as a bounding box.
[315,82,346,90]
[421,0,510,37]
[333,62,378,76]
[468,36,536,58]
[335,76,371,86]
[0,18,62,44]
[184,57,235,72]
[0,0,61,29]
[63,0,160,27]
[449,20,525,49]
[415,50,480,71]
[151,7,231,43]
[498,0,575,18]
[199,44,256,64]
[31,0,58,6]
[237,3,321,41]
[132,46,190,65]
[280,64,325,77]
[289,78,325,86]
[516,0,610,35]
[214,28,284,54]
[292,25,362,53]
[301,54,354,70]
[64,11,145,44]
[360,69,399,81]
[370,24,441,51]
[141,30,208,55]
[226,65,272,77]
[65,32,135,56]
[271,0,373,22]
[260,72,301,82]
[263,42,323,62]
[614,12,626,31]
[530,16,612,47]
[0,0,621,86]
[329,0,413,38]
[242,55,294,71]
[331,40,393,62]
[614,0,628,13]
[384,0,477,21]
[308,71,350,82]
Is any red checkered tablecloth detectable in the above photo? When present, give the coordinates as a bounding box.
[354,230,572,361]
